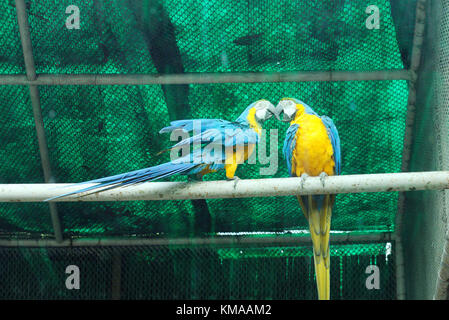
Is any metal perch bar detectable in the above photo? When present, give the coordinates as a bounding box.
[0,171,447,202]
[0,70,411,86]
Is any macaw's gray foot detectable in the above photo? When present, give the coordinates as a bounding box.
[319,172,328,187]
[300,173,309,189]
[227,176,240,189]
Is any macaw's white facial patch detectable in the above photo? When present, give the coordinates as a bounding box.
[276,99,297,122]
[255,108,269,122]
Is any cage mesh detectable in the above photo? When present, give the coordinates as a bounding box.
[2,0,405,75]
[0,242,395,300]
[402,0,449,299]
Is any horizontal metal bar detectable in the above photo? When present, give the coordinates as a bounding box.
[0,70,411,86]
[0,171,447,202]
[0,232,393,248]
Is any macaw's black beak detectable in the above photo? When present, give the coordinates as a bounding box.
[281,111,294,122]
[254,100,278,122]
[267,103,281,120]
[276,100,297,122]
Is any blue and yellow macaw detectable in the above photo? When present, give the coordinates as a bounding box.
[46,100,277,200]
[277,97,341,300]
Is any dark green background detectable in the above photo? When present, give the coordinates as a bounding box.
[0,0,414,299]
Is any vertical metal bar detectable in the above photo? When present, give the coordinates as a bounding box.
[28,85,52,180]
[394,236,406,299]
[395,0,427,300]
[15,0,63,242]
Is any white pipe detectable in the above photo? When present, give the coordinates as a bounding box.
[0,171,448,202]
[0,70,411,86]
[0,232,392,248]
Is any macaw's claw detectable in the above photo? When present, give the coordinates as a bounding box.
[300,173,309,189]
[319,172,328,187]
[227,176,240,189]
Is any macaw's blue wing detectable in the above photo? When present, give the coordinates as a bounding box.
[320,116,341,175]
[282,123,299,176]
[164,121,259,151]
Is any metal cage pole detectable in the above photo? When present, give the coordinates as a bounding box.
[14,0,63,243]
[395,0,427,300]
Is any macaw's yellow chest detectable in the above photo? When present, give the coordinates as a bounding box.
[291,114,335,177]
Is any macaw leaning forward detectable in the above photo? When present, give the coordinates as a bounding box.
[45,100,277,201]
[277,97,341,300]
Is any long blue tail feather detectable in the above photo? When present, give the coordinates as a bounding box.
[45,162,198,201]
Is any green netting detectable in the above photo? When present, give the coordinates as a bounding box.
[1,0,405,75]
[0,242,395,300]
[0,2,25,74]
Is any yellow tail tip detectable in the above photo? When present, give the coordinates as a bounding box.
[314,256,330,300]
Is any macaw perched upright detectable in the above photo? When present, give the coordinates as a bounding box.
[277,97,341,300]
[45,100,276,201]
